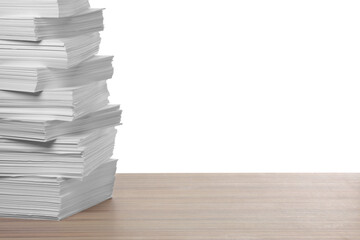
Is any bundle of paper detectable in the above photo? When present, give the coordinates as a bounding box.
[0,159,117,220]
[0,9,104,41]
[0,0,90,18]
[0,105,121,142]
[0,56,113,92]
[0,0,121,221]
[0,128,116,178]
[0,81,110,121]
[0,32,101,68]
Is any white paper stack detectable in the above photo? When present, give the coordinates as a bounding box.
[0,81,110,121]
[0,9,104,41]
[0,159,117,220]
[0,56,113,92]
[0,0,121,221]
[0,0,90,18]
[0,128,117,178]
[0,32,101,68]
[0,104,121,142]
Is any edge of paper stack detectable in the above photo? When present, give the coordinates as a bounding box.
[0,0,121,221]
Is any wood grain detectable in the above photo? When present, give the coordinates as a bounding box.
[1,173,360,239]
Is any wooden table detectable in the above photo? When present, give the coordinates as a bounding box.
[1,173,360,239]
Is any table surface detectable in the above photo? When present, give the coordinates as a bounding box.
[0,173,360,239]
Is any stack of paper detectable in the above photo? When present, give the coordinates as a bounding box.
[0,56,114,92]
[0,128,117,178]
[0,0,121,220]
[0,0,90,18]
[0,81,110,121]
[0,9,104,41]
[0,104,121,143]
[0,159,117,220]
[0,33,101,68]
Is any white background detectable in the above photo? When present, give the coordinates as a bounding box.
[92,0,360,173]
